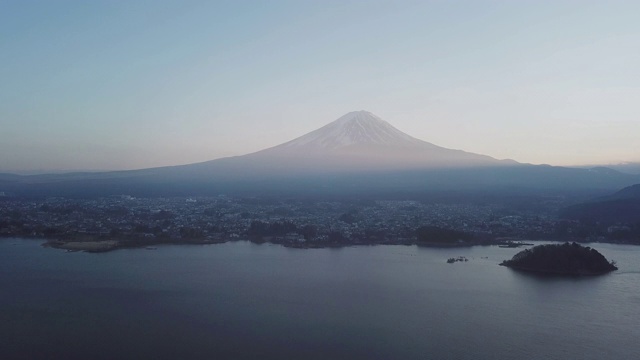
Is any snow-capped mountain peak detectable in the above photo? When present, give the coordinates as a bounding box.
[248,110,507,170]
[278,110,424,150]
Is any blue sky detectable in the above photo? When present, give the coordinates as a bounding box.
[1,0,639,172]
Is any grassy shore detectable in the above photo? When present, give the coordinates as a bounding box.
[46,240,119,253]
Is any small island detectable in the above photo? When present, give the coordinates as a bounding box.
[447,256,468,264]
[500,242,618,276]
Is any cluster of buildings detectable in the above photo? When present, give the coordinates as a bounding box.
[0,194,572,247]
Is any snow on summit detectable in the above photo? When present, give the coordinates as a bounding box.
[280,111,426,150]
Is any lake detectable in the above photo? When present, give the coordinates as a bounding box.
[1,239,639,359]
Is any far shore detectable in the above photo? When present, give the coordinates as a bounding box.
[44,240,120,253]
[34,236,549,253]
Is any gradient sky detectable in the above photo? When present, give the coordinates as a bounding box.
[2,0,639,173]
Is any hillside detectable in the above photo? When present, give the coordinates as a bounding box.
[560,184,640,224]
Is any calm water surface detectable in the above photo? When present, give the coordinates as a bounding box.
[1,239,639,359]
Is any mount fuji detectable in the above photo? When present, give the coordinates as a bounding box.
[232,110,513,172]
[2,111,639,198]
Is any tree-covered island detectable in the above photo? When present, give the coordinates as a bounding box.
[500,242,618,276]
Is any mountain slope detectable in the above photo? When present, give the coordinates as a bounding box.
[609,183,640,200]
[560,183,640,224]
[242,110,511,171]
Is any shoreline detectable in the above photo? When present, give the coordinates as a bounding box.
[2,235,635,253]
[27,237,617,253]
[499,263,616,276]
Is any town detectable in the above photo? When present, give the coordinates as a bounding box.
[0,195,634,251]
